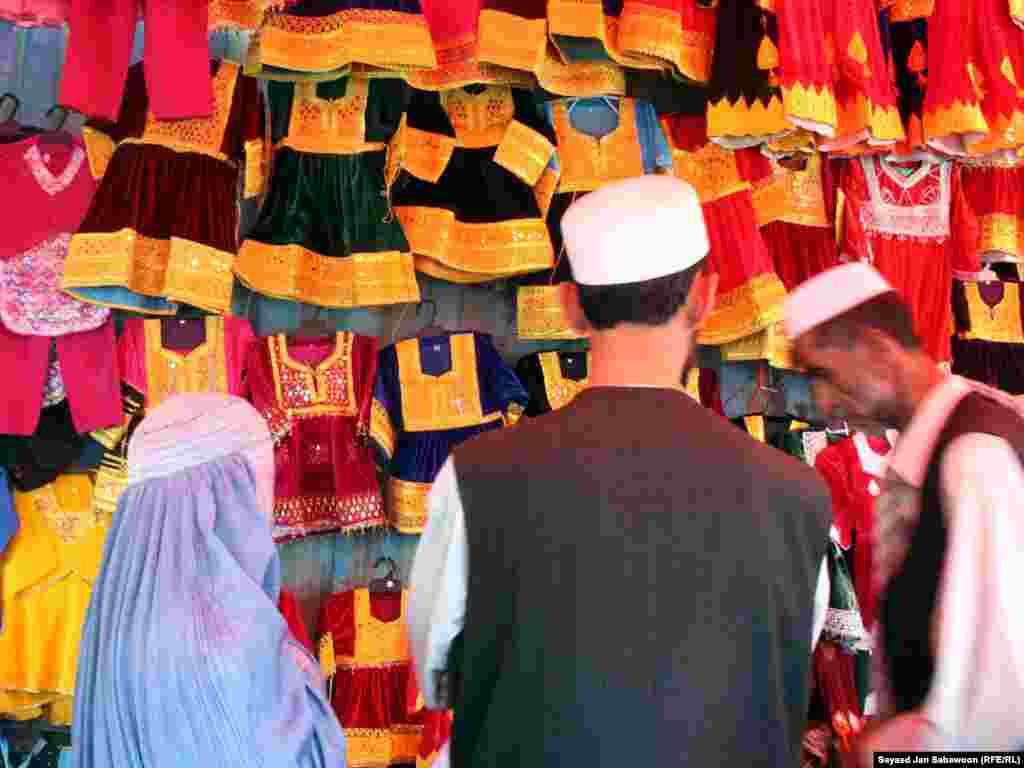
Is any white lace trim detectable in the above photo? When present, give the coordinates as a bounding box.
[802,430,829,468]
[860,156,951,241]
[823,607,867,646]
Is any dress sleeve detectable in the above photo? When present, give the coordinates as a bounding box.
[354,334,380,441]
[949,165,981,276]
[369,347,400,464]
[492,89,556,188]
[81,62,150,181]
[226,71,268,200]
[387,88,456,185]
[836,159,871,263]
[476,335,529,425]
[243,338,291,443]
[116,319,149,401]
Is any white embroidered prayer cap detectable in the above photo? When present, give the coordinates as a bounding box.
[561,175,709,286]
[784,262,895,340]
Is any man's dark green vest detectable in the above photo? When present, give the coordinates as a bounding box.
[448,387,830,767]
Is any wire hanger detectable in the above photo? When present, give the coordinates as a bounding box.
[368,557,401,593]
[0,94,22,138]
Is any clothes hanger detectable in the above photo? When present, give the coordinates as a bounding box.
[293,306,336,338]
[417,298,445,337]
[0,94,26,140]
[36,106,73,149]
[368,556,401,593]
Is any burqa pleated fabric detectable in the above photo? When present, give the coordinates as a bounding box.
[72,394,346,768]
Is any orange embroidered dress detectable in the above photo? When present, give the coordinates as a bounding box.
[617,0,718,83]
[235,77,420,308]
[661,113,788,345]
[0,476,107,724]
[923,0,1024,156]
[319,588,422,768]
[838,155,980,363]
[63,60,265,315]
[250,0,436,79]
[244,332,386,540]
[389,86,556,284]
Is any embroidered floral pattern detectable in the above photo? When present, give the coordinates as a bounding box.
[43,345,66,407]
[0,234,110,336]
[24,145,85,197]
[860,156,952,241]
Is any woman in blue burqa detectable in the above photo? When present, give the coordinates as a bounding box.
[72,393,346,767]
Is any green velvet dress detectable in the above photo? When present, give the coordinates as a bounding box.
[235,76,421,308]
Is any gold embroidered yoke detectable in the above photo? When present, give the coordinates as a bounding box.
[65,61,266,315]
[0,476,108,711]
[390,85,557,283]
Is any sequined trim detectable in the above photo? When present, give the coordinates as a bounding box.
[618,1,715,83]
[370,399,395,459]
[81,126,114,180]
[267,333,357,418]
[978,213,1024,260]
[395,334,501,432]
[550,99,644,193]
[337,588,409,667]
[244,138,266,197]
[395,207,554,281]
[547,0,662,70]
[772,152,831,228]
[539,352,588,411]
[387,477,431,533]
[719,321,795,369]
[665,133,748,203]
[30,478,96,545]
[258,9,437,72]
[388,116,456,184]
[273,491,384,540]
[441,86,515,149]
[142,317,229,410]
[132,61,240,162]
[280,78,387,155]
[344,725,423,768]
[208,0,268,30]
[517,285,586,340]
[63,229,236,314]
[477,10,547,73]
[492,120,556,186]
[696,272,788,345]
[234,241,420,308]
[535,49,627,98]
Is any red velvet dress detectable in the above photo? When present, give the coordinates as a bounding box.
[244,332,385,541]
[64,60,266,316]
[661,114,788,346]
[319,589,422,767]
[924,0,1024,156]
[838,155,980,364]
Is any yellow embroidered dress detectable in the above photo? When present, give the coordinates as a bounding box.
[0,475,107,723]
[62,60,266,315]
[235,77,420,308]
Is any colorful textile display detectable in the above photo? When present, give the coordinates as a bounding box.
[515,349,589,415]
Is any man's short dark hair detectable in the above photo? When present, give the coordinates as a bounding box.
[811,290,920,350]
[576,263,702,331]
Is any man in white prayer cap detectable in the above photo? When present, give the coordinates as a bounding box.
[785,263,1024,760]
[409,175,832,768]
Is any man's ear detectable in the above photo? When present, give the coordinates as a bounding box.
[684,269,718,330]
[558,282,590,336]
